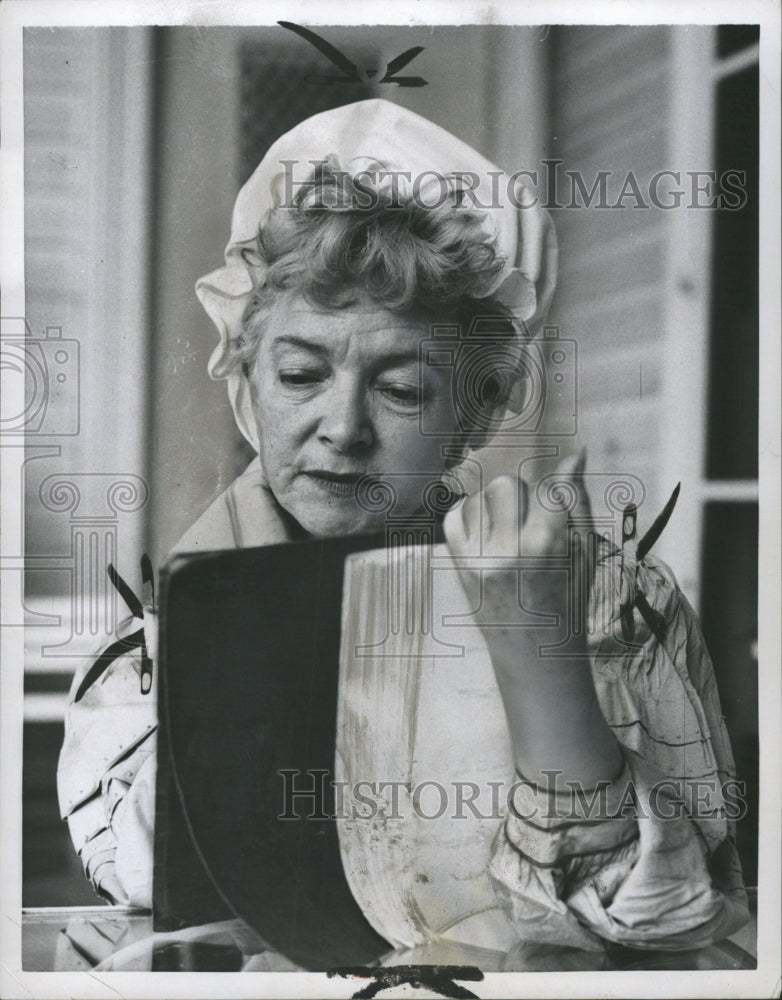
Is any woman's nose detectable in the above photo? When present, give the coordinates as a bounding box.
[317,382,373,452]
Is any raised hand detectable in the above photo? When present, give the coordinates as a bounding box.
[443,451,622,787]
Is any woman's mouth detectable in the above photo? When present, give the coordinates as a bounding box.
[304,471,364,497]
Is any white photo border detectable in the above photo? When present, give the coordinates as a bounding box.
[1,1,779,997]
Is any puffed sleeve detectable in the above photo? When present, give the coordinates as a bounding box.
[562,751,747,948]
[490,750,746,952]
[489,541,750,953]
[57,616,158,906]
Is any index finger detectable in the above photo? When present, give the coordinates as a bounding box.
[523,449,591,543]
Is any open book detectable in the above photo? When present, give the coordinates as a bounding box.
[154,532,752,973]
[154,531,507,971]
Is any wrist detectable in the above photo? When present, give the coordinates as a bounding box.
[488,628,589,679]
[486,638,622,787]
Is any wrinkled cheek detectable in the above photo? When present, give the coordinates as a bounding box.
[256,408,305,484]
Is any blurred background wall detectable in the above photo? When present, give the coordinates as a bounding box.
[19,23,758,904]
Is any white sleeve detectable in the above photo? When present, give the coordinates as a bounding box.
[57,619,157,906]
[490,748,748,952]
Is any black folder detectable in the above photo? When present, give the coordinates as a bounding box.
[153,530,438,970]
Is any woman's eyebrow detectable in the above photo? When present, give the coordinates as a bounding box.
[271,335,448,378]
[271,335,329,357]
[376,350,423,369]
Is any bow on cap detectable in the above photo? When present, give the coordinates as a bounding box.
[195,99,558,453]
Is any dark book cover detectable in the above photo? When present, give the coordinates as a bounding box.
[153,531,438,969]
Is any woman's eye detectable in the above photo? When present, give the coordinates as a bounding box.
[379,383,421,407]
[278,370,324,388]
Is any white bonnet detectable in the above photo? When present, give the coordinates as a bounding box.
[195,98,557,452]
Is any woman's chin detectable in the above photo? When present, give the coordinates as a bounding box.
[302,512,383,538]
[282,498,383,539]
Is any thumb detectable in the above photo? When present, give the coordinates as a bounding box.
[520,447,589,548]
[552,447,591,522]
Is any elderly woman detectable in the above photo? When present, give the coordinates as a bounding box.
[58,100,747,969]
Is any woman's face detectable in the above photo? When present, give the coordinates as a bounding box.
[249,291,460,536]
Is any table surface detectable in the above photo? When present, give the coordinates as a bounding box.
[21,891,757,973]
